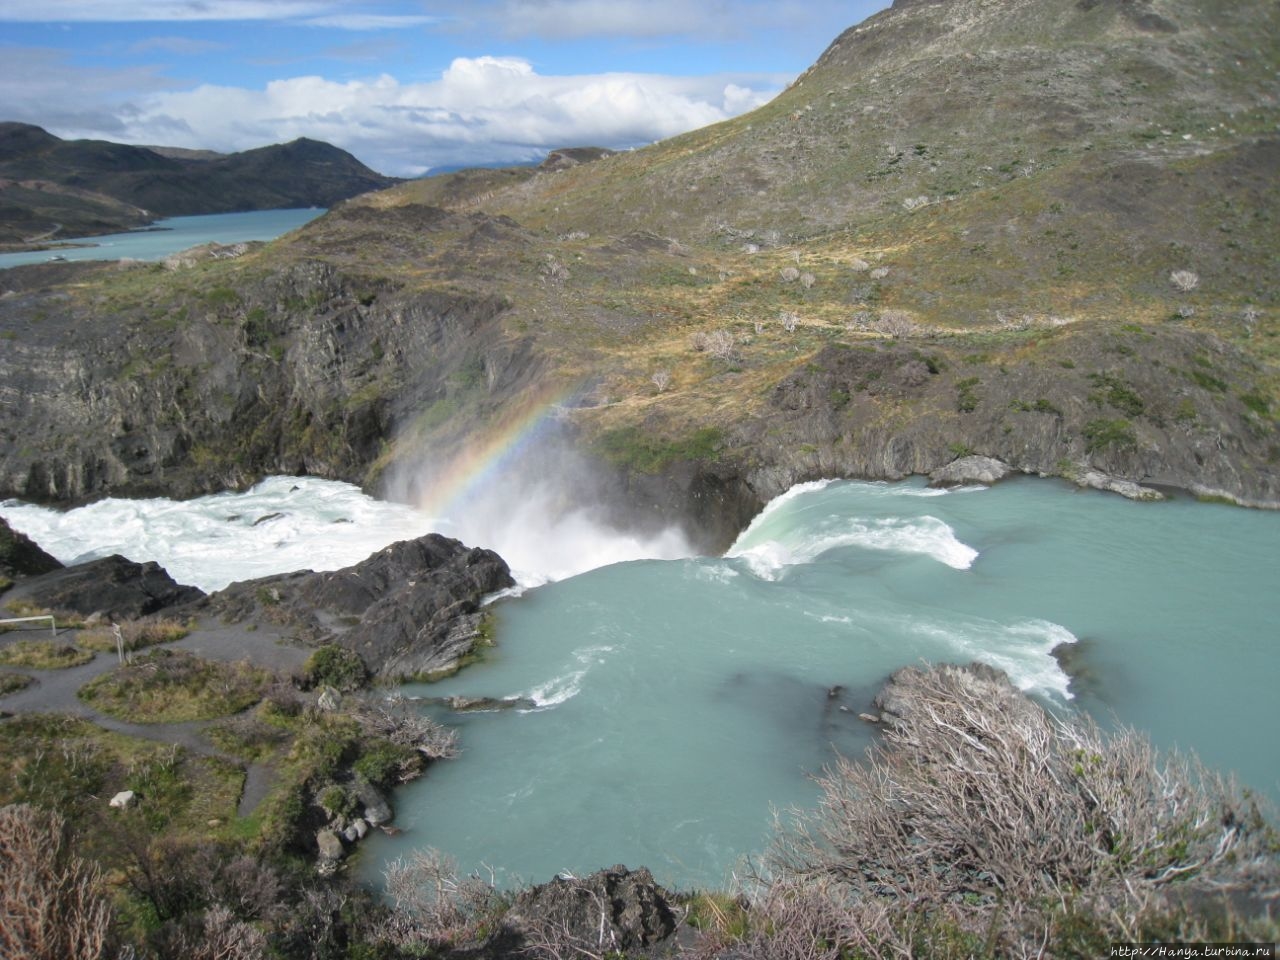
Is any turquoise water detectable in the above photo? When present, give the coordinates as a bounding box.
[360,477,1280,891]
[6,474,1276,893]
[0,208,324,269]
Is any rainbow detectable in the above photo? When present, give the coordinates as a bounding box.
[413,381,586,519]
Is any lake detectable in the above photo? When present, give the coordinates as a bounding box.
[0,208,325,270]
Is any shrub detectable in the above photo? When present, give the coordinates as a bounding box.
[0,803,113,960]
[760,664,1278,958]
[1170,269,1200,292]
[1083,417,1136,453]
[376,848,505,949]
[303,644,368,692]
[651,368,672,393]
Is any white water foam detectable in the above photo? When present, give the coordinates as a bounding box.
[1,475,695,593]
[519,644,615,709]
[730,515,978,579]
[0,477,436,592]
[909,617,1078,699]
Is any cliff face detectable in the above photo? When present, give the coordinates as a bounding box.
[0,251,531,503]
[0,0,1277,548]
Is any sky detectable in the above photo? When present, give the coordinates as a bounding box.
[0,0,890,177]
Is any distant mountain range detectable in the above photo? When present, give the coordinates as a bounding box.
[0,123,401,247]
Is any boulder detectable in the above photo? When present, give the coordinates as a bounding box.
[929,455,1014,487]
[9,554,203,619]
[355,780,392,826]
[316,829,345,862]
[1077,469,1164,501]
[109,790,138,809]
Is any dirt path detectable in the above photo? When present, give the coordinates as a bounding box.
[0,617,314,816]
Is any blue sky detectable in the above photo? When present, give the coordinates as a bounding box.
[0,0,890,176]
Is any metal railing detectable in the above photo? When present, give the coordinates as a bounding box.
[0,615,57,636]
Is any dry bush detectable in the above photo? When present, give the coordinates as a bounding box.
[375,847,504,949]
[1170,269,1200,292]
[690,329,738,363]
[764,664,1277,955]
[0,803,114,960]
[349,693,459,760]
[651,369,672,393]
[780,266,801,283]
[160,905,268,960]
[872,309,916,338]
[779,311,800,333]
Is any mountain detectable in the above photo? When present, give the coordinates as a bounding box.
[0,123,402,246]
[0,0,1277,548]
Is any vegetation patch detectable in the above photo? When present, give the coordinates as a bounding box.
[0,670,34,694]
[77,649,272,723]
[301,644,369,692]
[75,617,191,654]
[1088,372,1145,416]
[1083,417,1137,453]
[592,424,724,473]
[0,639,93,669]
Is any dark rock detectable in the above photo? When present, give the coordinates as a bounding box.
[202,532,513,680]
[0,517,62,585]
[439,695,537,712]
[500,865,679,956]
[9,554,202,619]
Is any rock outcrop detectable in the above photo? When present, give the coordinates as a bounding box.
[201,533,514,680]
[5,554,202,619]
[0,517,62,586]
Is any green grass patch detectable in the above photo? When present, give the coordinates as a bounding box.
[956,377,982,413]
[0,670,34,694]
[0,639,94,669]
[75,617,191,653]
[78,649,272,723]
[1083,417,1137,453]
[593,424,724,473]
[1088,372,1145,416]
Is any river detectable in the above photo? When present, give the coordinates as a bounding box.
[3,475,1277,891]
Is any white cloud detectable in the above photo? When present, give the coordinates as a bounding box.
[49,56,784,175]
[0,1,331,21]
[494,0,732,40]
[302,14,439,30]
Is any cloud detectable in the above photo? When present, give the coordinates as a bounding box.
[494,0,734,40]
[127,36,229,55]
[0,1,331,22]
[302,14,439,30]
[78,57,784,175]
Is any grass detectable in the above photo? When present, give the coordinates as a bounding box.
[0,639,94,669]
[77,649,272,723]
[75,617,192,653]
[0,670,34,694]
[0,713,244,849]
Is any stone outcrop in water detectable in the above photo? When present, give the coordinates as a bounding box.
[200,532,514,680]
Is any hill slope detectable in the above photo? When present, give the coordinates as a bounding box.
[0,0,1277,546]
[0,124,402,245]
